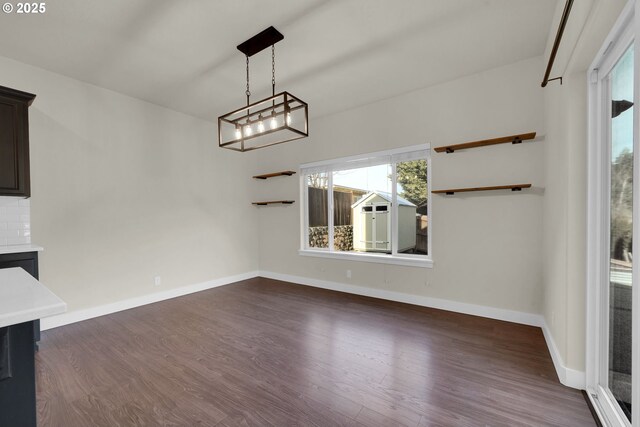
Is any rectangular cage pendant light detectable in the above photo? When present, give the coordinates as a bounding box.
[218,27,309,152]
[218,91,308,151]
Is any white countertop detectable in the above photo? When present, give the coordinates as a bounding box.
[0,244,44,255]
[0,268,66,328]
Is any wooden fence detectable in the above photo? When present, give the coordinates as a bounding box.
[416,215,428,254]
[308,187,354,227]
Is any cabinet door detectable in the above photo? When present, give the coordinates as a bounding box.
[0,86,34,197]
[0,321,36,427]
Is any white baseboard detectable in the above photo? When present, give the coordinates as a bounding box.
[259,270,544,326]
[259,270,586,390]
[40,270,260,331]
[541,322,586,389]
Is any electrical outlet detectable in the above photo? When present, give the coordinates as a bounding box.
[346,270,352,279]
[154,276,161,287]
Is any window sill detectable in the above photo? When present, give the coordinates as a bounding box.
[298,249,433,268]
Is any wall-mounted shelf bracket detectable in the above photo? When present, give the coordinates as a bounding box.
[253,171,296,180]
[252,200,295,206]
[433,184,532,195]
[434,132,536,153]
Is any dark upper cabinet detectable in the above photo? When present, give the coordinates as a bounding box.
[0,85,36,197]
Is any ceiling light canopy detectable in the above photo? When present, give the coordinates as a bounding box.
[218,26,308,152]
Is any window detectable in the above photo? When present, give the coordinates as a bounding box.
[306,173,329,249]
[300,144,431,268]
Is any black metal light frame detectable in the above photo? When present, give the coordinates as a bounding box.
[218,26,309,152]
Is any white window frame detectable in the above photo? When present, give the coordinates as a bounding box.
[299,144,432,268]
[586,1,638,425]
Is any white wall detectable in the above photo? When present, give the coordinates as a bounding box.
[0,56,259,312]
[543,71,588,374]
[541,0,628,377]
[252,57,546,316]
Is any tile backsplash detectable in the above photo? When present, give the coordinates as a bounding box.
[0,197,31,246]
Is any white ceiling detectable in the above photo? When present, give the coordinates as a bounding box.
[0,0,558,121]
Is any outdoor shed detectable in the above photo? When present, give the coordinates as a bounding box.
[352,191,417,253]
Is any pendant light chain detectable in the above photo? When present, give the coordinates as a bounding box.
[272,45,276,97]
[245,55,251,107]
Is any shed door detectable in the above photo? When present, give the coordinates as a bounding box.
[361,206,374,250]
[374,205,390,251]
[359,203,390,252]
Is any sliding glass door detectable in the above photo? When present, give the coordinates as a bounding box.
[588,4,637,426]
[608,42,635,424]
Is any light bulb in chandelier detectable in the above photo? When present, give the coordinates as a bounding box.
[244,123,252,136]
[285,103,292,126]
[270,113,278,130]
[234,125,242,140]
[257,115,265,133]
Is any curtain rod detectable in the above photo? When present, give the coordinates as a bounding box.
[541,0,574,87]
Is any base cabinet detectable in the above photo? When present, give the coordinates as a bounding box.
[0,252,40,344]
[0,321,36,427]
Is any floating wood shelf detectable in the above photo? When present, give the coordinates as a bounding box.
[433,132,537,153]
[252,200,295,206]
[253,171,296,179]
[432,184,532,195]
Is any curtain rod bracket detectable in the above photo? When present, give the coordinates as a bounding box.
[542,77,563,88]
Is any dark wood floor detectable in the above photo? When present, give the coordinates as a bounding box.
[35,277,594,426]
